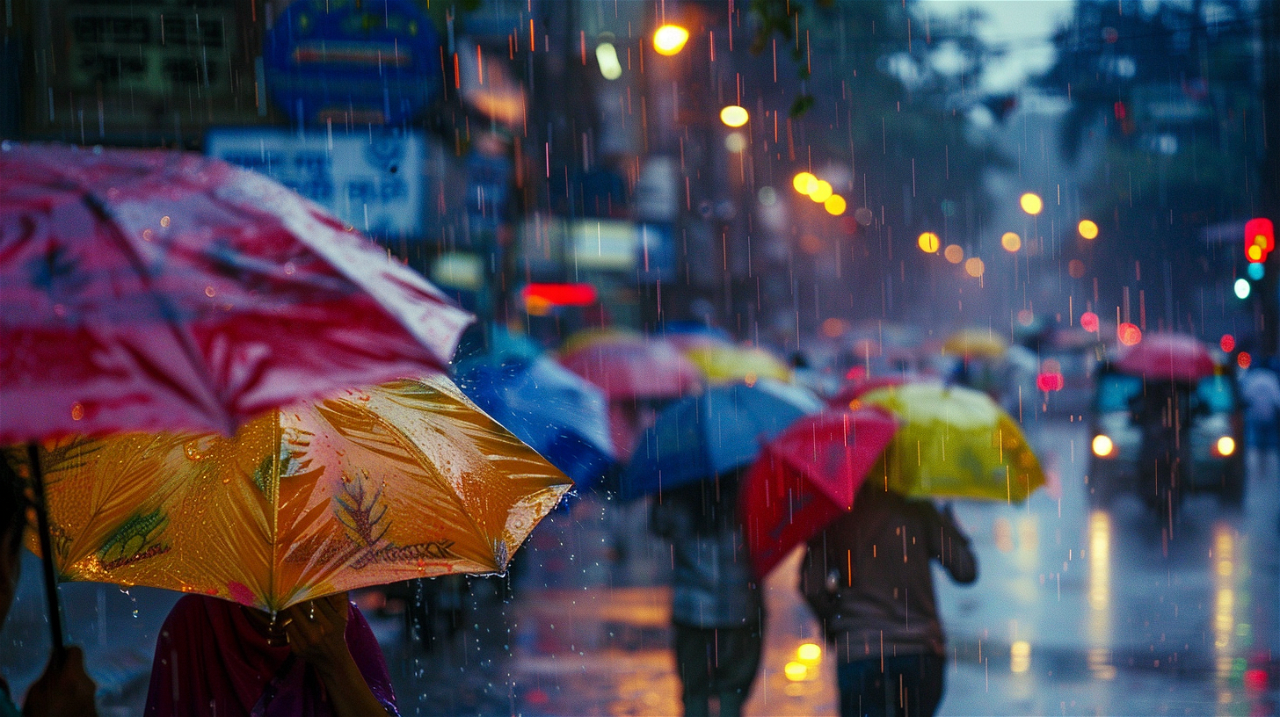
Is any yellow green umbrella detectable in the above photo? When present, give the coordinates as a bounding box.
[23,376,571,612]
[860,383,1044,502]
[684,345,792,384]
[942,328,1008,358]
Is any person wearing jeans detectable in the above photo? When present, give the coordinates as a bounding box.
[651,472,763,717]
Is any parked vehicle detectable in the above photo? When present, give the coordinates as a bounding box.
[1087,365,1245,517]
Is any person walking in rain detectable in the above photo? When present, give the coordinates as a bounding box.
[650,469,763,717]
[801,482,977,717]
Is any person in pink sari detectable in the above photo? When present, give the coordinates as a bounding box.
[144,592,397,717]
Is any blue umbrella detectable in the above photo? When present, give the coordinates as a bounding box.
[659,321,734,344]
[455,356,615,489]
[621,380,823,500]
[454,326,546,365]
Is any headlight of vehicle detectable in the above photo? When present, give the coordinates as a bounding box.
[1091,434,1115,458]
[1212,436,1236,457]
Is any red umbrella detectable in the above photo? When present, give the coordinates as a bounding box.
[1114,332,1216,383]
[1,143,471,442]
[741,408,898,580]
[1,143,471,654]
[559,338,701,401]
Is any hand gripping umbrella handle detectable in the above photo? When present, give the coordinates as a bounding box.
[27,443,66,658]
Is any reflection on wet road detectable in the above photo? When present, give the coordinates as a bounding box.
[936,423,1278,716]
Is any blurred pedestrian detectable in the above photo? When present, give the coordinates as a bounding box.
[1240,359,1280,452]
[650,471,763,717]
[144,591,397,717]
[0,457,98,717]
[801,483,977,717]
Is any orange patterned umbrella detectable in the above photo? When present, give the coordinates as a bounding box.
[22,375,571,612]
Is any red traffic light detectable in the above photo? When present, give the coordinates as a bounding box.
[1244,217,1274,263]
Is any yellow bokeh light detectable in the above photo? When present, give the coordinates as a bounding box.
[792,172,816,194]
[1001,232,1022,252]
[653,24,690,55]
[824,195,847,216]
[809,180,833,203]
[797,643,822,663]
[720,105,749,127]
[1078,219,1099,239]
[1011,640,1031,673]
[917,232,940,253]
[1091,434,1114,457]
[965,257,985,277]
[595,42,623,80]
[1019,192,1044,216]
[784,662,808,681]
[944,244,964,263]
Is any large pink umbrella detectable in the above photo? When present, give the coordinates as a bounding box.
[1,143,472,442]
[1,142,472,654]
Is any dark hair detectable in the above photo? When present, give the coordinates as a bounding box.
[0,454,29,555]
[669,468,747,536]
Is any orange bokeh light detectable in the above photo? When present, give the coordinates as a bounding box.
[1117,322,1142,346]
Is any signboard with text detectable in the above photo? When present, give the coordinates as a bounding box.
[263,0,441,125]
[206,127,426,239]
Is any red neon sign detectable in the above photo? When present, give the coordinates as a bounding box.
[521,283,599,307]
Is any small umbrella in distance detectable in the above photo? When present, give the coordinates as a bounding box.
[684,344,793,384]
[658,321,734,351]
[860,383,1045,502]
[1114,332,1216,383]
[455,355,615,490]
[15,375,571,613]
[741,407,899,579]
[825,375,931,410]
[559,333,701,401]
[621,380,823,501]
[942,328,1009,359]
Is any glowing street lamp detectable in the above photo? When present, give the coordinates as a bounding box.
[595,42,623,80]
[720,105,749,127]
[809,180,833,203]
[792,171,817,194]
[653,24,689,56]
[1019,192,1043,216]
[917,232,940,253]
[824,195,847,216]
[1078,219,1099,240]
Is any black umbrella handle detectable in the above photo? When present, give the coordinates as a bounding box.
[27,443,66,658]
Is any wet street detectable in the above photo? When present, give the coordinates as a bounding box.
[2,418,1276,716]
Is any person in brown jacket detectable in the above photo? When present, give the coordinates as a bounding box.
[800,482,977,717]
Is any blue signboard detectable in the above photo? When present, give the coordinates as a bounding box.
[465,151,512,234]
[264,0,442,126]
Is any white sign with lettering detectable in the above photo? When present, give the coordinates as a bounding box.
[206,128,425,238]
